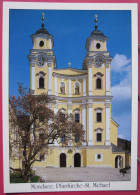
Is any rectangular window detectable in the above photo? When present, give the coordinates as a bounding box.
[97,154,101,159]
[75,134,80,142]
[75,113,80,123]
[95,153,103,161]
[97,113,101,122]
[97,133,102,142]
[39,154,45,161]
[60,134,65,143]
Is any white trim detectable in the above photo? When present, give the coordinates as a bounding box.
[106,63,110,95]
[88,101,93,145]
[48,65,52,95]
[68,79,71,97]
[88,66,92,95]
[31,66,35,91]
[49,39,52,49]
[82,102,86,144]
[54,76,57,95]
[105,101,110,145]
[83,77,86,96]
[95,153,103,161]
[37,37,39,49]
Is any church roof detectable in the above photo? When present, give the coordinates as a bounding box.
[35,27,50,35]
[90,29,108,39]
[111,143,125,153]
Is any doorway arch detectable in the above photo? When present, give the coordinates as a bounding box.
[115,155,123,168]
[60,153,66,167]
[74,153,81,167]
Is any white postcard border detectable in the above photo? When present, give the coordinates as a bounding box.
[2,2,138,193]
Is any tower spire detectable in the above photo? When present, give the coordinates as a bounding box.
[42,12,45,29]
[94,14,98,31]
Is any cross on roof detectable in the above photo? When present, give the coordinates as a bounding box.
[68,62,72,68]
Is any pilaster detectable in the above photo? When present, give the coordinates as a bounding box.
[48,61,52,95]
[105,100,110,145]
[105,62,110,96]
[88,100,93,145]
[83,77,86,96]
[54,76,57,95]
[82,101,87,145]
[31,64,35,92]
[88,63,93,96]
[68,79,71,97]
[68,101,72,115]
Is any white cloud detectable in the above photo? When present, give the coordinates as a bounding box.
[112,112,131,140]
[118,134,125,139]
[111,53,131,72]
[111,54,131,100]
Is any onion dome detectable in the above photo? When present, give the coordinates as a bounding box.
[90,14,108,40]
[35,13,51,35]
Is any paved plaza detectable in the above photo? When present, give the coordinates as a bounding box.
[35,167,131,182]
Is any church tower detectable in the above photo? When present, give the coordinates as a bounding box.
[28,13,56,95]
[83,15,113,146]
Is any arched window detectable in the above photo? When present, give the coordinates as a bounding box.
[60,82,65,94]
[39,77,44,88]
[96,78,101,89]
[95,108,103,122]
[75,113,80,123]
[37,71,46,89]
[74,108,80,123]
[95,127,103,143]
[97,132,102,142]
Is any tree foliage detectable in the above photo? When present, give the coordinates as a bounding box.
[9,84,85,182]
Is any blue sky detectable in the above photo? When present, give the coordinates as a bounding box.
[9,9,131,140]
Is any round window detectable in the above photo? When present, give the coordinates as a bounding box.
[96,43,101,49]
[39,40,44,47]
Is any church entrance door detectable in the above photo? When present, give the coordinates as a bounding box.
[60,153,66,167]
[74,153,81,167]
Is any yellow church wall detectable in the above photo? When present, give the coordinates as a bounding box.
[112,153,125,168]
[110,119,118,146]
[54,69,86,75]
[34,64,48,95]
[93,103,105,145]
[33,38,38,49]
[92,66,106,96]
[86,148,112,166]
[57,103,67,112]
[90,40,107,52]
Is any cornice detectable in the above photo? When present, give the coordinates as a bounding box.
[52,72,87,79]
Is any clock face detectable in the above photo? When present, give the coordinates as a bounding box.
[95,57,103,67]
[38,56,45,66]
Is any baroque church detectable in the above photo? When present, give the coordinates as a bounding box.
[20,14,128,169]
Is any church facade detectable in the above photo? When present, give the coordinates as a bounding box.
[15,14,126,169]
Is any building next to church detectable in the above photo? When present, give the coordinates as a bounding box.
[12,14,127,169]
